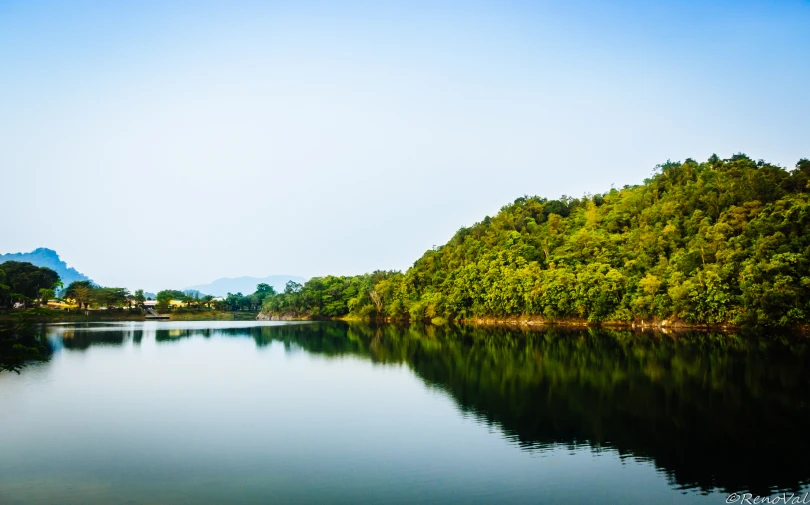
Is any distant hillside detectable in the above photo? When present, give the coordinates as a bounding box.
[0,248,91,286]
[186,275,305,297]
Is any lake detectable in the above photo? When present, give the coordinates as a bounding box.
[1,321,809,504]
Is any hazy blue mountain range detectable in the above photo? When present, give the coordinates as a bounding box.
[0,248,91,286]
[186,275,306,297]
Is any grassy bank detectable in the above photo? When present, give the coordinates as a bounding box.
[0,309,146,323]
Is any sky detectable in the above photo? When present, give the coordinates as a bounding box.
[1,0,809,292]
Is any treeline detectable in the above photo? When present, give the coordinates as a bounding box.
[154,289,213,311]
[153,284,276,312]
[63,281,135,309]
[261,154,810,327]
[0,263,142,310]
[2,263,275,314]
[211,284,276,312]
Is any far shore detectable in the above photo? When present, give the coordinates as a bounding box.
[0,309,260,323]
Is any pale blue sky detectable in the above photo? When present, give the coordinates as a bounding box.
[2,0,808,291]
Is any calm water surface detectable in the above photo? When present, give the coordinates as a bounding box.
[1,321,808,504]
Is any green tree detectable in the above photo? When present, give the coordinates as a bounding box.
[38,288,55,306]
[0,262,60,309]
[134,289,146,308]
[155,290,175,311]
[64,280,94,309]
[201,294,215,308]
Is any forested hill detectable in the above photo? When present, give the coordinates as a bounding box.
[0,248,90,286]
[262,154,810,327]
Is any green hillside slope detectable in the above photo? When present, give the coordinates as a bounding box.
[262,154,810,327]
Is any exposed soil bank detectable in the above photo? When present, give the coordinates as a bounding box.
[463,315,741,332]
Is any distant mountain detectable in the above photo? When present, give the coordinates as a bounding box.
[0,248,91,286]
[186,275,305,297]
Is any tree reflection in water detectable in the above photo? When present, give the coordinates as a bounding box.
[3,320,808,495]
[241,322,810,496]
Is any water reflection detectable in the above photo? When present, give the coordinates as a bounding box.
[155,328,209,342]
[0,324,52,373]
[60,330,125,350]
[234,322,810,495]
[4,321,809,496]
[46,324,142,350]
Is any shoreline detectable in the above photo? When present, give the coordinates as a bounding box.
[257,312,810,334]
[3,310,807,335]
[0,310,260,324]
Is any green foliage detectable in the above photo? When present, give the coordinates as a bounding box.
[155,289,181,311]
[261,271,403,320]
[64,280,95,309]
[64,281,130,309]
[133,289,146,307]
[0,261,60,308]
[38,288,55,305]
[214,292,257,311]
[149,285,269,313]
[94,287,131,308]
[261,155,810,327]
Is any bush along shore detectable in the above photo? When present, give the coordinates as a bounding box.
[259,155,810,331]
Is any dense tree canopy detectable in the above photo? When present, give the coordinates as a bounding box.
[213,287,272,312]
[262,155,810,327]
[0,261,61,308]
[154,290,182,311]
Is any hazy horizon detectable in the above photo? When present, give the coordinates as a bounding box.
[3,0,809,290]
[0,246,306,293]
